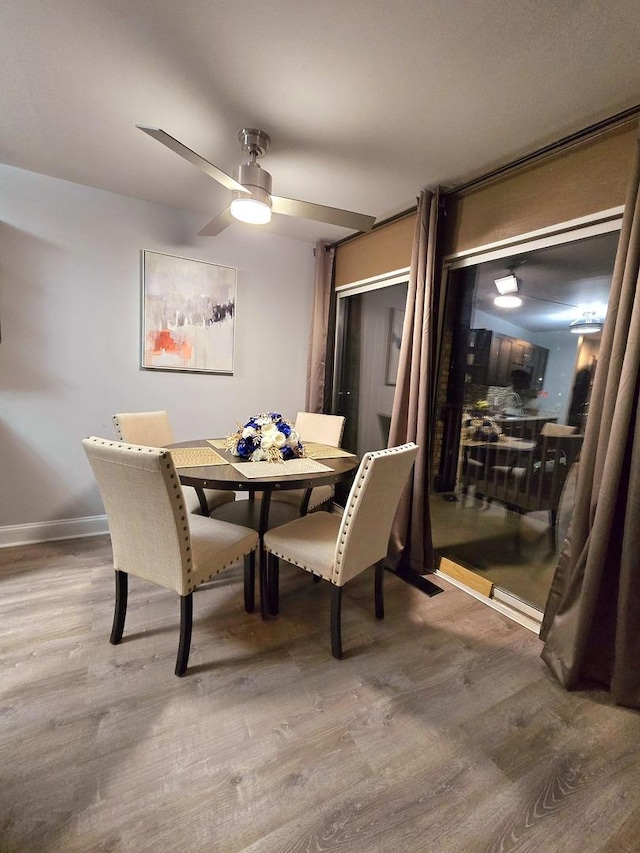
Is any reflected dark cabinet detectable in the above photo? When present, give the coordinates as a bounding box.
[490,333,513,386]
[466,329,548,390]
[528,345,549,390]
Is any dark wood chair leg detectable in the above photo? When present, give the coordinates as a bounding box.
[110,570,128,644]
[175,593,193,677]
[259,544,268,620]
[374,561,385,620]
[244,551,255,613]
[268,552,280,616]
[330,585,343,660]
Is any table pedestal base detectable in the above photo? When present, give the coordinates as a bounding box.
[211,498,300,619]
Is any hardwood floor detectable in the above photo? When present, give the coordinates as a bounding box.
[1,536,639,852]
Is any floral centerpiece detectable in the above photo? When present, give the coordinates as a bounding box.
[462,401,502,443]
[224,412,304,463]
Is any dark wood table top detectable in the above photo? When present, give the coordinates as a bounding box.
[169,439,359,493]
[463,437,536,451]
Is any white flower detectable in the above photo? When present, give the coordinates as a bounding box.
[260,423,278,449]
[272,430,286,448]
[242,426,257,439]
[251,448,266,462]
[256,415,270,426]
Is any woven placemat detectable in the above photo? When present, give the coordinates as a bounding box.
[228,458,333,479]
[303,442,355,459]
[169,447,227,468]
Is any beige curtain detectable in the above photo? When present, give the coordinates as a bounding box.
[305,240,335,413]
[387,189,441,574]
[541,129,640,709]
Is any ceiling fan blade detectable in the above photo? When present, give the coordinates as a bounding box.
[198,208,234,236]
[136,126,248,193]
[271,195,375,232]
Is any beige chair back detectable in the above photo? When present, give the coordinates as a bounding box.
[295,412,346,447]
[83,437,190,594]
[333,443,418,586]
[113,411,175,447]
[540,423,577,437]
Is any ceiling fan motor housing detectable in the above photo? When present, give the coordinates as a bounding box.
[233,162,273,209]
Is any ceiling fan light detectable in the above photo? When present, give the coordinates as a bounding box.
[570,312,603,334]
[494,294,522,308]
[230,191,272,225]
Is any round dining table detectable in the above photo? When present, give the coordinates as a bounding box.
[168,439,359,618]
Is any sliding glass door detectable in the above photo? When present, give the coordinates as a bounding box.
[432,223,619,612]
[333,279,408,458]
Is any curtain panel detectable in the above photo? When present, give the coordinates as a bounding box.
[305,241,335,413]
[387,188,443,574]
[541,129,640,709]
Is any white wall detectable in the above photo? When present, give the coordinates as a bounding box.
[528,330,579,422]
[0,165,314,537]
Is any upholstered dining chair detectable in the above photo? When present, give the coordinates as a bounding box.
[113,410,234,515]
[465,426,583,551]
[270,411,347,514]
[83,437,259,676]
[263,442,418,659]
[539,422,578,437]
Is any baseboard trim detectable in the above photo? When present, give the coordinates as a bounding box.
[0,515,109,548]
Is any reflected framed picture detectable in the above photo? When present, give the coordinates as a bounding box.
[385,307,404,386]
[141,251,236,374]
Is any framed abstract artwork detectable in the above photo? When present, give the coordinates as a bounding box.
[141,251,236,374]
[385,307,404,386]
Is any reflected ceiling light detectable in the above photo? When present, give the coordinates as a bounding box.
[570,311,603,334]
[230,187,272,224]
[494,294,522,308]
[494,274,519,294]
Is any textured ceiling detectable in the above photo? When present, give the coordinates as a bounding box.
[2,0,639,243]
[473,230,618,332]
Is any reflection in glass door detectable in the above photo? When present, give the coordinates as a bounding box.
[333,281,408,458]
[432,228,618,612]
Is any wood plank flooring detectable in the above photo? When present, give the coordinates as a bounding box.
[1,535,639,852]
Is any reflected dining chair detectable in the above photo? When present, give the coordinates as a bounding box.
[263,443,418,659]
[465,425,582,551]
[113,410,234,515]
[270,412,346,514]
[83,437,259,676]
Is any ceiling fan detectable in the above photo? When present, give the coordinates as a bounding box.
[136,126,376,237]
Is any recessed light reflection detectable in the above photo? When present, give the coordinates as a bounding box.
[494,295,522,308]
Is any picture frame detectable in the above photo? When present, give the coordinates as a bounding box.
[141,250,236,374]
[385,307,404,386]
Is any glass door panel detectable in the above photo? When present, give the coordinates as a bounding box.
[334,281,408,457]
[432,229,618,611]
